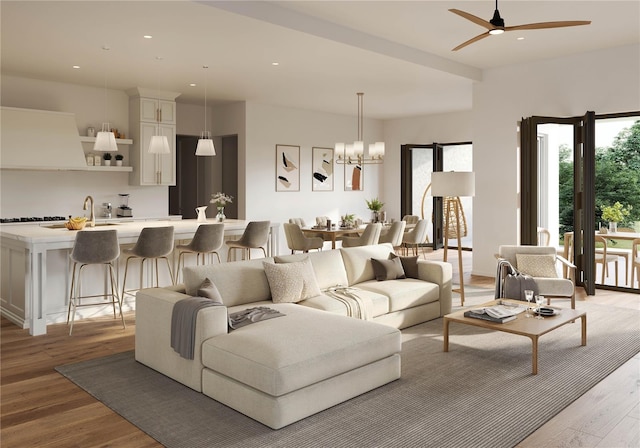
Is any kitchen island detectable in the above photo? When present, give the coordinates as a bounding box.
[1,219,280,335]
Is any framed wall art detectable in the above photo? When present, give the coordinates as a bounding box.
[276,144,300,191]
[312,146,334,191]
[344,163,363,191]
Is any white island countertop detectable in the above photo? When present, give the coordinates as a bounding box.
[1,219,280,336]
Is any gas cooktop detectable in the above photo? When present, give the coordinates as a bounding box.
[0,216,67,224]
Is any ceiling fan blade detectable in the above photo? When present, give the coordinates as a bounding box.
[505,20,591,32]
[449,9,493,30]
[452,31,491,51]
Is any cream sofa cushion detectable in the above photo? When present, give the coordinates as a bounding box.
[298,289,389,318]
[357,278,440,312]
[263,258,321,303]
[275,250,349,289]
[201,303,401,397]
[340,244,395,285]
[183,258,273,307]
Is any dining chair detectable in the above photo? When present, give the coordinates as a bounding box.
[283,222,324,253]
[595,235,620,286]
[226,221,271,261]
[175,223,225,282]
[66,229,125,335]
[288,218,306,227]
[537,227,551,246]
[121,226,175,303]
[378,220,406,249]
[401,219,429,256]
[631,238,640,288]
[341,223,382,247]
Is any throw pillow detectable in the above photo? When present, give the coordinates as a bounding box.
[389,253,419,279]
[516,254,558,278]
[197,277,223,304]
[263,257,322,303]
[371,257,406,281]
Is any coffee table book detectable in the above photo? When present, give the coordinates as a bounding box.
[463,309,517,323]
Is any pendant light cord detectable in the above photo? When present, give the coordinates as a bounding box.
[203,65,208,134]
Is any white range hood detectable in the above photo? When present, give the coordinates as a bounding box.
[1,107,88,170]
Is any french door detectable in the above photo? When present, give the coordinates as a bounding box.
[400,142,473,251]
[521,112,596,294]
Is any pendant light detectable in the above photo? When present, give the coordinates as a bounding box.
[195,65,216,156]
[148,56,170,155]
[94,45,118,153]
[335,92,384,164]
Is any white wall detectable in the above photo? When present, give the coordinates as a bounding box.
[1,76,169,218]
[244,101,383,254]
[382,110,474,221]
[471,43,640,276]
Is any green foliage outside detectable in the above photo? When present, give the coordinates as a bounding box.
[558,120,640,237]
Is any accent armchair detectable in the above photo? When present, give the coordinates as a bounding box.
[497,245,576,309]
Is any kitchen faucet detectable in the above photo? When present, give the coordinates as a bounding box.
[83,195,95,227]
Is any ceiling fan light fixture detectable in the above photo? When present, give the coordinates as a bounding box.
[489,28,504,35]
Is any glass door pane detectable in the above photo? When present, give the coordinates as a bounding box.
[443,144,473,249]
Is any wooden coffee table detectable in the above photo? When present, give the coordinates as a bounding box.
[443,299,587,374]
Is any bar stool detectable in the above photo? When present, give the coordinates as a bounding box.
[121,226,175,303]
[175,223,225,282]
[226,221,270,261]
[66,229,125,335]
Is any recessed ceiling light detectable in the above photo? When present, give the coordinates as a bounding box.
[272,62,279,66]
[72,65,80,69]
[189,83,196,87]
[144,35,153,39]
[517,37,525,41]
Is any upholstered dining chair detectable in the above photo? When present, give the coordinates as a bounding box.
[289,217,306,227]
[631,238,640,288]
[283,222,324,253]
[66,229,125,335]
[341,223,382,248]
[401,219,428,256]
[121,226,175,303]
[175,223,225,282]
[402,215,420,225]
[378,220,406,249]
[226,221,271,261]
[497,245,576,309]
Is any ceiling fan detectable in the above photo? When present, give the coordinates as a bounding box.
[449,0,591,51]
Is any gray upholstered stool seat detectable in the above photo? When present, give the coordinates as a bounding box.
[226,221,270,261]
[66,229,124,335]
[121,226,175,302]
[176,223,224,282]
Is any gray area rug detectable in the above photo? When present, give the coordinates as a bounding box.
[56,301,640,448]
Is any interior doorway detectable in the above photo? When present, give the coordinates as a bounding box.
[401,142,473,251]
[169,134,238,220]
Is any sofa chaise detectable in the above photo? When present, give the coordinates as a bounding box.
[135,243,452,429]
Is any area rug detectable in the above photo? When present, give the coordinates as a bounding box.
[56,301,640,448]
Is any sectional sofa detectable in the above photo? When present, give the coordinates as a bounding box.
[135,243,452,429]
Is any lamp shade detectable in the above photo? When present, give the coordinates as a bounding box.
[195,138,216,156]
[94,131,117,152]
[431,171,475,197]
[148,135,170,154]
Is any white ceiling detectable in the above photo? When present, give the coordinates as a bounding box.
[1,1,638,119]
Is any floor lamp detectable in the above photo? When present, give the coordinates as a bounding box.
[431,171,475,306]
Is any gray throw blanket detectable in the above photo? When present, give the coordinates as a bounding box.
[228,306,285,330]
[171,297,222,360]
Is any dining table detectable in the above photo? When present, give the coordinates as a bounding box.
[301,226,361,249]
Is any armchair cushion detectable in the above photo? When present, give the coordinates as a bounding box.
[516,254,558,278]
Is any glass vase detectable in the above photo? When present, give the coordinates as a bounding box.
[216,207,226,222]
[609,221,617,233]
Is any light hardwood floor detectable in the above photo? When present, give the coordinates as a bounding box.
[1,249,638,447]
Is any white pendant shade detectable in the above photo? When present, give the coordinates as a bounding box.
[148,135,170,154]
[195,134,216,156]
[94,123,117,152]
